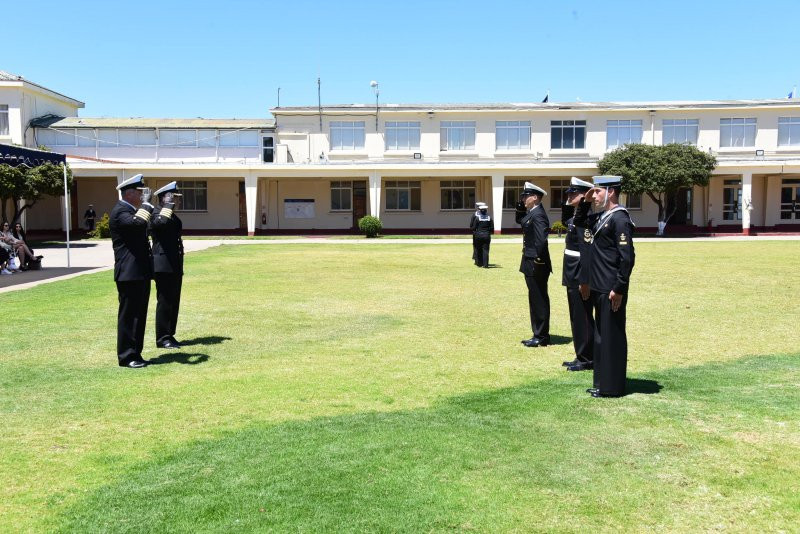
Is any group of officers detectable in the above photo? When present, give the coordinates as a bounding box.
[110,174,185,368]
[513,175,635,398]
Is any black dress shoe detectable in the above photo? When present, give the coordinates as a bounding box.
[567,362,593,372]
[521,337,536,345]
[120,359,149,369]
[523,338,549,347]
[591,391,622,398]
[157,340,181,349]
[586,387,599,394]
[562,359,579,367]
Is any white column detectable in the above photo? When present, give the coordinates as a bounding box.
[741,171,753,235]
[245,173,258,236]
[259,178,268,229]
[368,171,381,217]
[491,174,505,234]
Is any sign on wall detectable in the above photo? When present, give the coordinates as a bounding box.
[284,199,315,219]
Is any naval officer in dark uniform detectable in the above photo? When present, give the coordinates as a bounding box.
[561,177,595,371]
[470,202,493,268]
[575,176,636,397]
[150,181,184,349]
[516,182,552,347]
[109,174,155,368]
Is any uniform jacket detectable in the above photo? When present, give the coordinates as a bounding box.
[109,200,153,282]
[561,203,592,288]
[150,203,184,275]
[469,213,494,238]
[516,203,552,274]
[575,204,635,294]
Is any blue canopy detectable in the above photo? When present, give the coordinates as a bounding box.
[0,143,66,168]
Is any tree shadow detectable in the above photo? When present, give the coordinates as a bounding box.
[178,336,231,347]
[148,352,209,365]
[625,378,663,395]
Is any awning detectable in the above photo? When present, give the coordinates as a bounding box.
[0,143,66,168]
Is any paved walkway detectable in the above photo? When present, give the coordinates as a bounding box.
[1,235,798,294]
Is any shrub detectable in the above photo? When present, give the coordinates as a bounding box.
[357,215,382,238]
[90,213,111,238]
[550,220,567,237]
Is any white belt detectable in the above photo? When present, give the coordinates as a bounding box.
[564,249,580,257]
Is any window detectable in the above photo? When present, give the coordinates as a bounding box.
[607,120,642,149]
[778,117,800,147]
[36,129,56,146]
[385,121,421,150]
[52,129,76,146]
[330,121,365,150]
[218,130,259,147]
[262,136,274,162]
[385,180,421,210]
[440,180,476,210]
[663,119,699,145]
[175,180,207,211]
[496,121,531,150]
[780,178,800,220]
[625,192,642,209]
[161,129,198,147]
[503,179,526,208]
[330,181,352,211]
[98,129,118,147]
[118,129,157,147]
[0,105,8,135]
[549,179,570,209]
[77,129,97,147]
[440,121,476,151]
[720,118,756,147]
[551,120,586,149]
[197,129,217,148]
[722,179,742,220]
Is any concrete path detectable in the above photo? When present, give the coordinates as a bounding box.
[1,235,798,294]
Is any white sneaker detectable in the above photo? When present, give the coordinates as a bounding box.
[1,269,12,275]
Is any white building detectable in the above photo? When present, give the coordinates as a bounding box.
[3,70,800,235]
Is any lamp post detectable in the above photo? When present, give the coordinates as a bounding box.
[370,80,379,131]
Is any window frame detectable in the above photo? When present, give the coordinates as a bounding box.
[719,118,757,148]
[503,179,526,209]
[330,121,366,151]
[778,117,800,147]
[662,119,699,145]
[549,179,570,209]
[440,121,476,151]
[439,179,477,210]
[550,120,586,150]
[0,104,9,136]
[606,119,643,149]
[385,121,421,151]
[496,121,531,150]
[385,180,421,211]
[174,180,208,212]
[330,180,353,211]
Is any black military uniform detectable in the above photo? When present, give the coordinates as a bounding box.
[561,178,595,370]
[150,181,184,349]
[575,176,635,397]
[470,203,493,268]
[517,182,552,347]
[109,174,154,368]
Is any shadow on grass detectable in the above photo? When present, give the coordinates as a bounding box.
[626,378,663,395]
[178,335,232,347]
[148,352,209,365]
[57,354,800,532]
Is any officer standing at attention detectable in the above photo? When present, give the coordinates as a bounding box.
[470,202,493,268]
[516,182,552,347]
[561,177,595,371]
[576,176,636,397]
[109,174,155,369]
[150,181,185,349]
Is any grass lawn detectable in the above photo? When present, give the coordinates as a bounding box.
[1,241,798,532]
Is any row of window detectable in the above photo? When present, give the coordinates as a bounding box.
[0,104,8,135]
[328,117,800,151]
[329,180,642,212]
[35,128,262,148]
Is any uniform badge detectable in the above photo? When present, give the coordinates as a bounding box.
[619,232,628,245]
[583,228,592,243]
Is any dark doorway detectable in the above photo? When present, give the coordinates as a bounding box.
[238,181,247,230]
[352,181,367,230]
[70,182,79,231]
[667,188,693,225]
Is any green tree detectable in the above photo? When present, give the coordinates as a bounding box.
[597,143,716,235]
[0,161,72,224]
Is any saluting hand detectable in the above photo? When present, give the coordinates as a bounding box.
[609,290,623,312]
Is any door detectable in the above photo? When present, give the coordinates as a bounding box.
[722,180,742,221]
[780,179,800,220]
[238,181,247,230]
[667,188,692,225]
[352,180,367,230]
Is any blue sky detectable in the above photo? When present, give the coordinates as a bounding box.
[4,0,799,118]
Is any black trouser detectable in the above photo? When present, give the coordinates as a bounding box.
[525,269,550,341]
[567,285,594,363]
[471,236,477,264]
[155,272,182,344]
[591,290,628,395]
[116,280,151,363]
[474,236,491,267]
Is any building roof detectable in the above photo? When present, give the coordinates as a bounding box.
[0,70,85,107]
[272,99,800,114]
[33,116,276,129]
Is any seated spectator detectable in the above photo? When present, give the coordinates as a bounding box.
[0,244,11,275]
[11,223,41,267]
[1,221,37,271]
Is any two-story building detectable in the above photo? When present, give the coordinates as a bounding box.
[4,69,800,235]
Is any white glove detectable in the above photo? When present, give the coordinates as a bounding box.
[141,187,152,204]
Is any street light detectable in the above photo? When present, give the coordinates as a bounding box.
[370,80,379,130]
